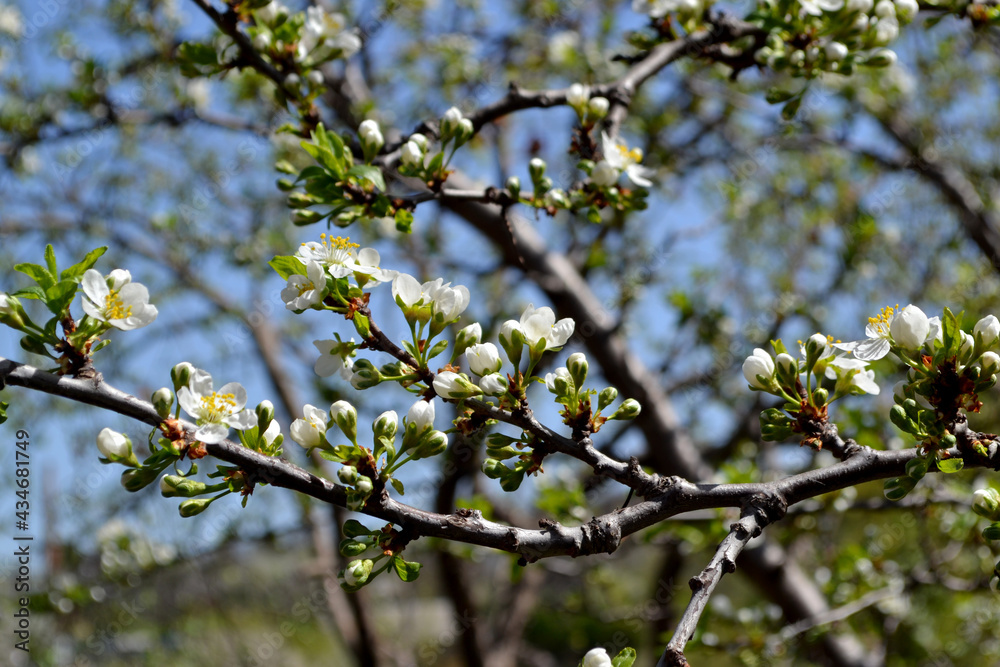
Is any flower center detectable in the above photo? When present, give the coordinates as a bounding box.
[200,391,237,421]
[615,143,643,164]
[297,280,315,296]
[103,290,133,321]
[868,305,898,338]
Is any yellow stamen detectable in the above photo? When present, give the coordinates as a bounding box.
[867,304,899,337]
[201,391,237,420]
[103,290,133,321]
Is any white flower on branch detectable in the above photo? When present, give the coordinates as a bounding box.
[601,132,654,187]
[582,647,612,667]
[81,268,158,331]
[281,260,327,311]
[466,342,502,376]
[177,370,256,444]
[825,357,880,395]
[742,348,775,391]
[835,304,929,361]
[290,404,329,450]
[516,304,575,352]
[313,337,355,379]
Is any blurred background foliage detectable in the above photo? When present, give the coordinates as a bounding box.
[2,0,1000,665]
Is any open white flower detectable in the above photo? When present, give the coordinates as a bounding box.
[296,233,372,281]
[282,260,327,311]
[601,132,654,187]
[392,273,470,329]
[177,370,256,444]
[632,0,678,18]
[800,0,845,15]
[289,404,329,449]
[81,268,158,330]
[518,304,575,351]
[298,8,359,60]
[835,305,928,361]
[591,160,619,187]
[313,337,355,379]
[826,357,880,395]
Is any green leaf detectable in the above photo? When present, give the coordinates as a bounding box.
[392,555,422,582]
[11,286,45,300]
[940,307,962,358]
[905,456,929,480]
[177,42,223,77]
[0,400,8,426]
[612,648,637,667]
[426,339,449,360]
[268,255,306,280]
[983,522,1000,541]
[765,88,796,104]
[781,96,803,121]
[389,477,404,495]
[60,246,108,282]
[44,244,58,276]
[884,476,916,501]
[44,281,78,316]
[937,457,964,474]
[14,263,55,290]
[347,164,386,191]
[394,208,413,234]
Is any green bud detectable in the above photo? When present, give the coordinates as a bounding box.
[597,387,619,412]
[178,498,213,517]
[256,400,275,430]
[293,210,323,226]
[812,387,829,406]
[159,474,210,498]
[373,410,399,443]
[276,178,295,191]
[339,538,369,557]
[974,488,1000,521]
[151,388,174,419]
[505,176,521,201]
[0,294,28,331]
[350,358,382,390]
[482,458,504,479]
[609,398,641,421]
[984,522,1000,542]
[341,559,374,588]
[338,465,359,485]
[329,400,358,443]
[529,157,546,182]
[355,476,374,495]
[275,160,297,174]
[287,191,315,209]
[170,361,194,391]
[586,96,609,121]
[566,352,588,389]
[121,467,161,493]
[864,49,897,68]
[413,430,448,459]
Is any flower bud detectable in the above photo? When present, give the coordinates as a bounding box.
[974,488,1000,521]
[350,358,382,389]
[960,330,975,362]
[545,368,573,397]
[597,387,618,412]
[583,648,612,667]
[355,476,374,495]
[97,428,139,467]
[529,158,546,182]
[586,96,609,120]
[825,41,848,62]
[742,348,776,391]
[455,118,474,146]
[865,49,897,68]
[338,465,359,485]
[0,293,27,331]
[159,474,209,498]
[479,373,508,396]
[330,400,358,442]
[401,141,424,168]
[256,399,275,427]
[499,320,525,367]
[342,559,373,587]
[609,398,641,420]
[775,353,797,380]
[566,352,588,388]
[121,467,159,492]
[432,371,483,399]
[804,334,829,360]
[982,351,1000,376]
[975,315,1000,349]
[178,498,213,517]
[566,83,590,112]
[406,400,435,433]
[252,32,271,51]
[339,538,371,557]
[466,342,502,376]
[505,176,521,200]
[454,322,482,357]
[359,119,384,161]
[373,410,398,441]
[171,361,195,391]
[151,388,174,418]
[413,430,449,459]
[440,106,464,142]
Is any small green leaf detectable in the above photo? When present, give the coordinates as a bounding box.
[268,255,306,280]
[394,208,413,233]
[937,457,964,474]
[905,456,929,480]
[347,164,386,191]
[612,648,637,667]
[60,246,108,281]
[781,96,803,121]
[389,477,405,495]
[765,88,796,104]
[884,476,916,501]
[45,281,78,316]
[392,555,422,582]
[11,286,45,300]
[983,522,1000,541]
[0,400,8,426]
[44,244,58,276]
[14,263,55,290]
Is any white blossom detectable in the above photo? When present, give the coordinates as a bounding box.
[96,428,132,461]
[81,269,158,330]
[313,337,355,379]
[406,400,435,432]
[591,160,619,187]
[742,349,775,390]
[974,315,1000,348]
[826,357,880,395]
[281,260,327,311]
[517,304,575,351]
[466,342,502,376]
[479,373,508,396]
[601,132,654,187]
[290,404,329,449]
[582,648,613,667]
[401,140,424,167]
[889,304,930,351]
[800,0,845,15]
[825,41,848,62]
[566,83,590,109]
[177,370,256,444]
